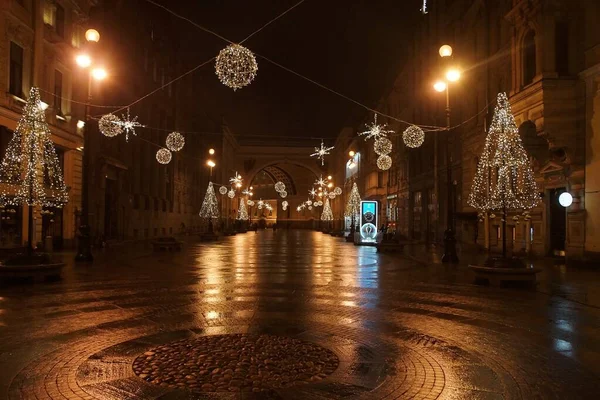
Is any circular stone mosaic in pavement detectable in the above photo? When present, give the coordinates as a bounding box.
[132,334,339,393]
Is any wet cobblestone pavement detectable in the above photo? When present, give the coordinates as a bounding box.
[1,230,600,399]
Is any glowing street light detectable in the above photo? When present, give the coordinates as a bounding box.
[209,148,215,155]
[446,68,461,82]
[207,160,216,168]
[85,29,100,42]
[76,54,92,68]
[91,67,107,81]
[349,150,355,157]
[439,44,453,57]
[559,192,573,208]
[433,81,447,92]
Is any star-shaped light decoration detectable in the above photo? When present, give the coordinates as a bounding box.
[314,175,327,188]
[242,187,252,196]
[358,114,394,141]
[229,172,243,188]
[309,188,317,198]
[119,108,144,142]
[310,140,334,166]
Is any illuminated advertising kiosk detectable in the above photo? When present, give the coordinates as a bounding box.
[359,200,378,244]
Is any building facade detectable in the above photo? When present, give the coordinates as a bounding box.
[332,0,600,261]
[0,0,96,249]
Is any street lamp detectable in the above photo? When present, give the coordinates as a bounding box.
[434,44,460,263]
[75,28,105,262]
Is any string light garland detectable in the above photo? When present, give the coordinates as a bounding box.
[156,148,172,164]
[403,125,425,148]
[310,140,334,166]
[219,186,228,195]
[359,114,394,141]
[199,182,219,219]
[377,155,392,170]
[374,137,393,155]
[0,87,68,207]
[166,131,185,152]
[274,181,285,192]
[321,198,333,221]
[99,113,123,138]
[468,92,539,212]
[215,44,258,90]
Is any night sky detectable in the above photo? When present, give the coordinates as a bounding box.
[146,0,419,145]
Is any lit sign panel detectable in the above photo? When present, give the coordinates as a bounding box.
[359,200,378,243]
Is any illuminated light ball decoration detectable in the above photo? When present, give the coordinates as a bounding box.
[274,181,286,193]
[280,190,287,198]
[282,200,289,208]
[334,187,342,195]
[374,137,393,155]
[215,44,258,91]
[227,189,235,199]
[403,125,425,148]
[306,200,312,206]
[377,155,392,170]
[166,131,185,152]
[156,148,172,164]
[219,186,228,195]
[247,199,255,206]
[99,113,123,138]
[308,205,313,210]
[328,192,336,199]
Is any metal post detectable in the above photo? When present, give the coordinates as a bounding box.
[75,74,93,262]
[442,85,458,263]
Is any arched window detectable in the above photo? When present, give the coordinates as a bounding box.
[523,30,537,86]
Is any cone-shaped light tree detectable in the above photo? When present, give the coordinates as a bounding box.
[237,197,248,221]
[199,182,219,233]
[345,182,361,235]
[321,198,333,221]
[0,87,69,252]
[468,92,539,258]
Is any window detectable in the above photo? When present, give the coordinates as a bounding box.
[43,2,55,26]
[523,31,536,86]
[55,4,65,37]
[9,42,24,97]
[54,70,63,114]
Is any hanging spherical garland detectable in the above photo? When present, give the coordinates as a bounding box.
[403,125,425,148]
[247,199,255,206]
[282,201,289,208]
[377,155,392,170]
[99,113,123,138]
[219,186,228,195]
[227,189,235,199]
[156,148,172,164]
[374,137,393,155]
[328,193,336,199]
[306,200,312,206]
[280,190,287,198]
[215,44,258,91]
[308,205,313,210]
[274,181,285,193]
[166,131,185,152]
[334,187,342,195]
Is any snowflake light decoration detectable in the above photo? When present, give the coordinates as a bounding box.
[229,171,243,188]
[219,186,228,195]
[118,108,143,142]
[314,175,327,188]
[156,148,172,164]
[166,131,185,152]
[309,188,317,198]
[359,114,394,141]
[99,113,123,138]
[215,44,258,91]
[310,140,334,166]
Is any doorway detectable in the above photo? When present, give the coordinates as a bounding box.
[104,178,119,240]
[548,187,566,256]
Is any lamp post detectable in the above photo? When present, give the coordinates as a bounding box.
[75,29,106,262]
[434,44,460,263]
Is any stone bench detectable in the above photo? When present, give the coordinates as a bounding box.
[152,238,183,251]
[0,262,65,283]
[469,264,541,286]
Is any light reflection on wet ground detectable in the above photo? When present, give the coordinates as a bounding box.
[0,230,600,399]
